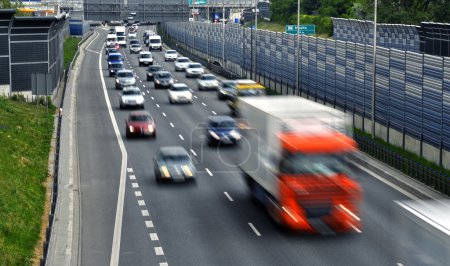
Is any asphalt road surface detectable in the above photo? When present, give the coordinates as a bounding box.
[76,26,425,266]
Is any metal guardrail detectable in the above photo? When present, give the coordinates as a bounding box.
[40,30,93,266]
[354,133,450,196]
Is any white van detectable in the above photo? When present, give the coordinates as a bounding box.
[147,35,162,51]
[106,34,118,46]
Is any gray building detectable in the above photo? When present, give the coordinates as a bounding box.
[0,9,68,95]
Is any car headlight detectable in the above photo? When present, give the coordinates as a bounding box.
[155,80,160,84]
[169,80,174,84]
[115,79,120,83]
[160,166,170,178]
[229,130,241,140]
[131,78,136,84]
[129,125,134,132]
[208,130,220,140]
[147,125,153,132]
[182,165,193,177]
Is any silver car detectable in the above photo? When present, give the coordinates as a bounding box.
[119,86,145,109]
[130,44,142,54]
[185,62,204,78]
[174,57,191,71]
[115,70,136,89]
[197,74,219,90]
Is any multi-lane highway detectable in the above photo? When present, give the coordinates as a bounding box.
[76,26,437,266]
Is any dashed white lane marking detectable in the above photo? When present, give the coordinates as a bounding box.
[154,247,164,256]
[397,263,404,266]
[179,134,184,140]
[159,263,168,266]
[224,192,234,202]
[149,233,159,241]
[145,220,154,228]
[248,223,261,236]
[129,175,136,180]
[201,102,207,106]
[151,96,155,100]
[147,90,150,93]
[127,168,133,173]
[190,149,197,156]
[141,210,150,217]
[211,111,217,115]
[205,168,213,176]
[138,200,145,206]
[131,183,139,188]
[162,112,166,117]
[189,89,194,92]
[193,95,198,99]
[156,104,160,108]
[142,84,146,87]
[142,92,146,96]
[169,122,174,127]
[135,191,142,197]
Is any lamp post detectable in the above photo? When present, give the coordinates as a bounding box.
[296,0,300,96]
[371,0,378,139]
[222,0,225,65]
[252,0,258,80]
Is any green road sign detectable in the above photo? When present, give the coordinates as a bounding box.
[285,25,315,35]
[188,0,207,5]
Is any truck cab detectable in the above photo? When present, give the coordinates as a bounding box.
[147,35,162,50]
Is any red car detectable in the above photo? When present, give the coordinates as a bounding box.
[125,111,156,138]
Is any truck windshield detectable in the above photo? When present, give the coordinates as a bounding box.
[237,88,265,96]
[150,39,160,43]
[279,153,352,176]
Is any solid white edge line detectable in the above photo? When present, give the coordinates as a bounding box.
[248,223,261,236]
[224,192,234,202]
[100,43,129,266]
[351,161,419,200]
[190,149,197,156]
[205,168,213,176]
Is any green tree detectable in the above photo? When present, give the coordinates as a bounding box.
[0,0,26,16]
[271,0,297,23]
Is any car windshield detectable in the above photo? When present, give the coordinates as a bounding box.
[149,66,163,71]
[150,39,160,43]
[130,40,139,44]
[279,153,353,176]
[189,64,202,68]
[202,75,216,80]
[166,51,176,54]
[118,72,133,78]
[108,49,118,53]
[107,38,116,42]
[112,64,123,69]
[131,44,140,48]
[118,36,125,41]
[178,58,189,63]
[123,90,141,95]
[130,115,151,122]
[171,86,189,91]
[140,54,151,58]
[210,120,235,128]
[158,73,171,78]
[109,55,122,61]
[117,32,125,36]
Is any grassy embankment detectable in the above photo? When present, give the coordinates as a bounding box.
[64,36,81,69]
[0,98,56,265]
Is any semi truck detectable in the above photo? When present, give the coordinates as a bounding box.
[115,26,127,47]
[239,96,363,234]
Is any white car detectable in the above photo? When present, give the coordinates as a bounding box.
[174,57,191,71]
[185,62,204,78]
[131,24,139,30]
[129,44,142,54]
[164,50,178,61]
[128,32,137,38]
[168,83,193,104]
[138,51,153,66]
[119,86,145,109]
[197,74,219,90]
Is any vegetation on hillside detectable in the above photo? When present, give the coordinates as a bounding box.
[0,0,27,16]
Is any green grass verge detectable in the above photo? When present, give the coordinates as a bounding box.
[0,98,56,265]
[354,128,450,177]
[64,37,81,70]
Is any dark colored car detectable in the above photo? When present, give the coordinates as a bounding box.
[153,146,196,183]
[206,116,241,146]
[146,65,164,81]
[107,53,123,67]
[153,71,174,88]
[106,47,119,55]
[125,111,155,138]
[109,62,125,77]
[217,80,237,100]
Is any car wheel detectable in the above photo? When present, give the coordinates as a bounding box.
[141,105,145,109]
[126,130,130,138]
[169,98,173,104]
[120,103,124,109]
[147,77,150,81]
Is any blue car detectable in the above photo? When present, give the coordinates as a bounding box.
[107,53,123,68]
[206,116,241,146]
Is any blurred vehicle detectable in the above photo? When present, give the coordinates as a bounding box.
[125,111,156,138]
[197,73,219,90]
[168,83,193,104]
[115,69,136,89]
[206,116,240,146]
[185,62,204,78]
[129,43,142,54]
[174,57,191,71]
[138,51,153,66]
[106,34,118,46]
[109,62,124,77]
[146,65,164,81]
[153,146,196,183]
[239,96,362,234]
[153,71,174,88]
[147,35,162,50]
[164,50,178,61]
[227,79,265,116]
[217,80,236,100]
[119,86,145,109]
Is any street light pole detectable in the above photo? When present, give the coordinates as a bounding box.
[296,0,300,96]
[371,0,378,139]
[222,0,225,65]
[253,0,258,80]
